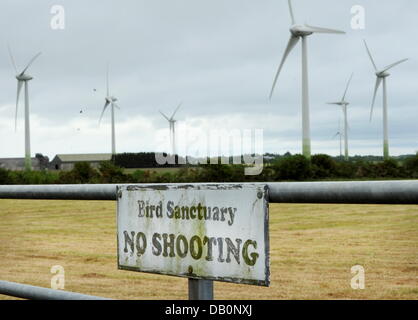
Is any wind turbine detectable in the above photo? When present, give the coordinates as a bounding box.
[8,46,42,171]
[327,73,353,161]
[99,65,120,156]
[159,103,182,155]
[364,40,408,160]
[269,0,345,158]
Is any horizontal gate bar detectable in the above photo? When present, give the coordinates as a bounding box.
[267,180,418,204]
[0,280,112,300]
[0,181,417,204]
[0,184,117,200]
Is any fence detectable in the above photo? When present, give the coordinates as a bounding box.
[0,180,417,300]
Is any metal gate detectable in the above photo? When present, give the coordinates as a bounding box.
[1,180,417,300]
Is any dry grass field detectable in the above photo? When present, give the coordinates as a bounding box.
[0,200,417,300]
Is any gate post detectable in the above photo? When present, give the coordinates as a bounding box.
[188,279,214,300]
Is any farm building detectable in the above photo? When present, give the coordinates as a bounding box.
[49,153,112,171]
[0,154,49,171]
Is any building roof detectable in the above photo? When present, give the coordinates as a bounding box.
[53,153,112,163]
[0,158,26,161]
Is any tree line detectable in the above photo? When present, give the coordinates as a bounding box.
[0,153,417,185]
[113,153,185,168]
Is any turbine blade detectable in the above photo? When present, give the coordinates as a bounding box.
[370,77,383,121]
[269,35,299,99]
[20,52,42,75]
[170,102,182,120]
[15,81,24,131]
[303,24,345,34]
[342,73,354,101]
[382,58,408,72]
[288,0,295,25]
[99,101,110,125]
[159,111,170,121]
[7,44,18,74]
[113,102,120,110]
[363,40,378,71]
[327,102,341,105]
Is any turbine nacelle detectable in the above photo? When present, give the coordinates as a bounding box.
[106,96,118,103]
[16,74,33,81]
[290,25,313,37]
[376,71,390,78]
[330,101,349,106]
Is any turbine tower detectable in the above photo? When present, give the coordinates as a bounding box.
[364,40,408,160]
[333,119,343,159]
[99,65,120,156]
[160,103,182,155]
[327,73,353,161]
[269,0,345,158]
[8,46,42,171]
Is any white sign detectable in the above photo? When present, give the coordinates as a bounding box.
[117,184,270,286]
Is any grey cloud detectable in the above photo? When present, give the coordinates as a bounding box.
[0,0,416,158]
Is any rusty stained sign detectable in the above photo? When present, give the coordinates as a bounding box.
[117,184,270,286]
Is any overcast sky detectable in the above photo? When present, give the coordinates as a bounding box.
[0,0,417,159]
